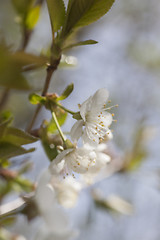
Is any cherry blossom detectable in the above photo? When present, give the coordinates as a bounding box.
[70,88,113,146]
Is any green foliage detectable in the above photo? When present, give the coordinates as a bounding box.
[12,0,34,16]
[29,93,46,105]
[41,136,59,161]
[75,0,115,28]
[62,0,115,37]
[57,83,74,100]
[25,5,41,30]
[62,0,95,37]
[0,114,37,161]
[0,43,31,90]
[0,142,35,159]
[62,39,98,50]
[47,109,67,133]
[0,42,47,90]
[47,0,66,33]
[2,127,38,145]
[13,51,48,71]
[40,109,67,161]
[12,0,40,30]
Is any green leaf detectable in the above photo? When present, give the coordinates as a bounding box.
[0,118,12,138]
[12,51,48,70]
[0,142,35,159]
[62,39,98,50]
[62,0,115,36]
[47,0,66,33]
[0,111,13,124]
[41,138,58,161]
[57,83,74,100]
[3,127,38,146]
[29,93,46,105]
[75,0,115,28]
[47,110,67,133]
[25,5,41,30]
[0,159,10,168]
[14,176,33,192]
[0,44,31,90]
[62,0,94,36]
[12,0,34,15]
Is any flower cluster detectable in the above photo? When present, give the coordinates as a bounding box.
[36,89,114,211]
[49,89,114,205]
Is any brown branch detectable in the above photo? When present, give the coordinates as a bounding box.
[26,58,61,133]
[0,88,10,111]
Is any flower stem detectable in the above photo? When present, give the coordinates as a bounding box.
[55,102,75,115]
[52,111,66,142]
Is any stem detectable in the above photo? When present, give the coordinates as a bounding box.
[55,102,75,115]
[42,66,54,96]
[0,88,10,111]
[26,66,54,132]
[52,111,66,142]
[26,58,61,133]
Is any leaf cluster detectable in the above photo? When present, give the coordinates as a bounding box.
[46,0,115,55]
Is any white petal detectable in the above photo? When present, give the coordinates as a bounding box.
[55,176,82,208]
[66,148,96,174]
[70,120,84,142]
[102,112,113,126]
[80,96,92,121]
[49,149,72,175]
[90,88,109,111]
[82,130,98,147]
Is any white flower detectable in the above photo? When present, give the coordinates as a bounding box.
[80,144,111,185]
[70,88,113,146]
[35,170,78,239]
[49,144,111,177]
[49,147,96,175]
[50,175,82,208]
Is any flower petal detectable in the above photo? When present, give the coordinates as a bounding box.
[70,120,84,142]
[49,149,72,175]
[80,96,92,121]
[90,88,109,112]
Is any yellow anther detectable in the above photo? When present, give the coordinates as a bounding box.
[108,100,111,103]
[112,113,115,116]
[77,162,80,165]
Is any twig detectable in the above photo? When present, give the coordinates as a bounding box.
[0,88,10,111]
[26,58,61,133]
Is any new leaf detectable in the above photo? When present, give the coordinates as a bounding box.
[47,0,66,34]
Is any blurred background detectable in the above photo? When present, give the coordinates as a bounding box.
[0,0,160,239]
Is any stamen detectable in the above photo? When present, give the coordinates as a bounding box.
[105,104,118,110]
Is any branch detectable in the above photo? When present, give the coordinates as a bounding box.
[26,58,61,133]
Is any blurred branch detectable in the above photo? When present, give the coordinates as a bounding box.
[0,88,10,111]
